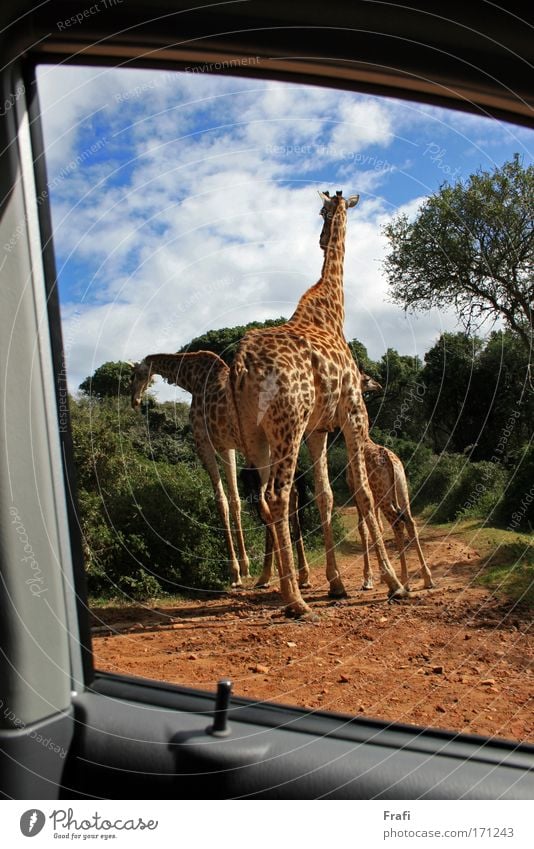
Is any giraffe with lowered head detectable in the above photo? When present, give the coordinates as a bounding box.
[130,351,311,588]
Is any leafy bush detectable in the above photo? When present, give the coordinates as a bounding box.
[330,427,508,525]
[495,444,534,531]
[409,452,508,523]
[455,461,508,523]
[71,395,240,597]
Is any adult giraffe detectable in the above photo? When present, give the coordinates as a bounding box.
[230,191,407,618]
[130,351,311,588]
[130,351,249,587]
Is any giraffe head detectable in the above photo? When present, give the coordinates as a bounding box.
[361,372,382,394]
[130,359,154,410]
[318,190,359,251]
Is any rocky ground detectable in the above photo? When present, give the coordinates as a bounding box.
[91,512,533,743]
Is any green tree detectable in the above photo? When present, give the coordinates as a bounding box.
[178,317,287,365]
[471,330,534,461]
[383,154,534,351]
[421,332,483,453]
[79,360,133,398]
[372,348,425,441]
[180,317,286,364]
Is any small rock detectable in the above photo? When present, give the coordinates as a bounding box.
[432,665,445,675]
[188,653,198,660]
[339,673,350,683]
[172,623,184,629]
[286,641,297,648]
[321,688,329,694]
[480,678,496,686]
[335,658,343,665]
[435,705,447,713]
[252,663,269,674]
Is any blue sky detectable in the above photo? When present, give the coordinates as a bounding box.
[36,64,532,400]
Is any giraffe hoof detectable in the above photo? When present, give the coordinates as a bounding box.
[284,602,314,620]
[254,580,271,589]
[387,586,410,603]
[328,588,348,599]
[424,579,436,589]
[361,581,374,591]
[299,581,312,589]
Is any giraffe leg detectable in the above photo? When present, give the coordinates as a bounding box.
[289,480,311,588]
[344,434,407,600]
[220,449,251,580]
[196,441,242,587]
[376,506,384,533]
[262,446,313,618]
[256,484,309,588]
[263,488,312,617]
[239,428,312,616]
[255,527,274,588]
[377,502,406,588]
[404,513,435,589]
[306,431,346,597]
[357,504,374,589]
[377,511,388,585]
[396,523,410,590]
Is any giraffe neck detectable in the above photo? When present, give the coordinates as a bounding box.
[288,203,347,336]
[145,353,223,395]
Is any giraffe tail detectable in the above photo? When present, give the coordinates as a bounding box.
[385,448,407,527]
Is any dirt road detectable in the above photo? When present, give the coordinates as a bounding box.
[91,513,533,743]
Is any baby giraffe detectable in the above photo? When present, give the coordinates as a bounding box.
[351,374,435,592]
[130,352,311,588]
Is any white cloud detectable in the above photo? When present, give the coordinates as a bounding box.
[39,66,525,399]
